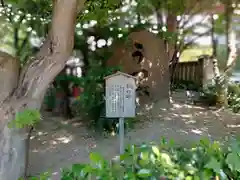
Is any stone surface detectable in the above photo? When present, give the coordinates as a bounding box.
[106,30,169,106]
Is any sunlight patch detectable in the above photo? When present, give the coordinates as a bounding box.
[180,114,192,118]
[37,131,48,136]
[227,124,240,128]
[185,120,196,124]
[56,136,73,144]
[191,129,202,135]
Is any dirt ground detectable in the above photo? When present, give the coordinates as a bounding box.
[28,91,240,179]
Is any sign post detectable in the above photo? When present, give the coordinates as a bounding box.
[119,117,124,154]
[105,71,136,154]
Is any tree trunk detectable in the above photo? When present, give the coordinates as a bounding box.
[166,13,177,61]
[24,126,33,179]
[225,0,232,60]
[211,14,217,58]
[166,12,178,92]
[214,0,235,107]
[0,0,85,179]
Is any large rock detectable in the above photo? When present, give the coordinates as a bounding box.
[0,51,20,104]
[107,30,169,106]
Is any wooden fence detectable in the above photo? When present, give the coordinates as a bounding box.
[170,55,214,89]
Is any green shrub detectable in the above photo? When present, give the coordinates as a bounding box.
[34,138,240,179]
[171,80,200,91]
[200,83,240,113]
[228,83,240,113]
[199,84,218,106]
[69,60,121,132]
[76,66,118,114]
[43,86,56,111]
[8,109,41,128]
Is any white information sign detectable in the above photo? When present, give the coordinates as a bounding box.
[105,71,136,118]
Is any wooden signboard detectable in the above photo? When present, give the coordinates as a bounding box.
[105,71,136,118]
[105,71,136,154]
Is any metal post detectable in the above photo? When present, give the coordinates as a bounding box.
[119,117,124,154]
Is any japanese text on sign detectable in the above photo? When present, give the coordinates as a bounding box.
[105,72,136,118]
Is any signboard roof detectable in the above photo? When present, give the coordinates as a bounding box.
[104,71,137,80]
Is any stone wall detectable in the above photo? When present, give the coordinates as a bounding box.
[106,30,169,106]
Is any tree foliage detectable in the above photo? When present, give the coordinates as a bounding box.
[0,0,222,61]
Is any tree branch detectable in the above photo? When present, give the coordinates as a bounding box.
[179,0,214,29]
[13,14,28,55]
[13,26,19,51]
[155,7,163,28]
[180,15,210,30]
[179,3,202,28]
[14,0,86,103]
[182,30,211,49]
[16,32,31,57]
[224,31,237,74]
[2,5,12,22]
[1,0,4,7]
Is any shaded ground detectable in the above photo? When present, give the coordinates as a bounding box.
[29,91,240,179]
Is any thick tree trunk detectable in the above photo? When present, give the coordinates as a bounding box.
[166,13,177,61]
[225,0,232,60]
[0,0,85,179]
[166,12,177,92]
[214,1,235,108]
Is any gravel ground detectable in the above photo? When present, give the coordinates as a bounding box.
[29,91,240,179]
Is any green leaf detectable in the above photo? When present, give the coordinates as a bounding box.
[229,139,240,153]
[72,164,85,174]
[226,152,240,172]
[160,152,174,167]
[8,109,41,129]
[205,157,221,173]
[137,169,151,177]
[140,151,149,161]
[199,137,211,148]
[152,145,160,157]
[39,172,51,180]
[185,176,193,180]
[89,152,104,163]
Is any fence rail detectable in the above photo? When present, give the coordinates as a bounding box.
[170,55,214,89]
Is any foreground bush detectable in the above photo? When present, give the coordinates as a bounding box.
[29,138,240,180]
